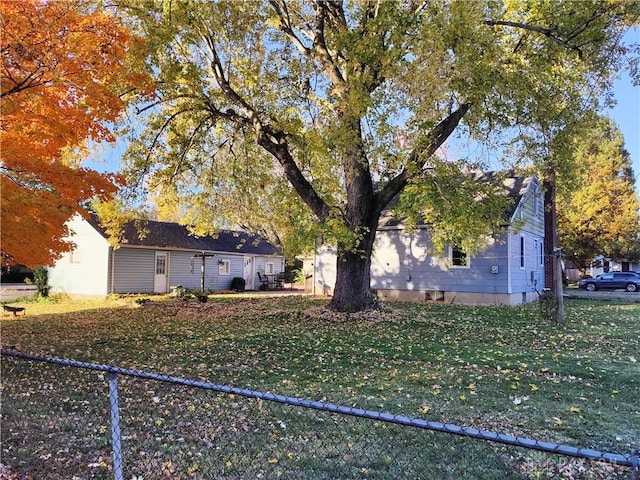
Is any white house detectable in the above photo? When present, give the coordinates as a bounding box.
[311,173,545,306]
[48,215,285,296]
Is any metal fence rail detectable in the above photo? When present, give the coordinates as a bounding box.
[1,348,638,479]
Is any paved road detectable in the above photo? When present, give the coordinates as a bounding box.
[0,284,37,302]
[564,288,640,302]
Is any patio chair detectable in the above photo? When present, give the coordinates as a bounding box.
[257,272,270,290]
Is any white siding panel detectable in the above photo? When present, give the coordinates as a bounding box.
[314,247,337,295]
[49,215,111,296]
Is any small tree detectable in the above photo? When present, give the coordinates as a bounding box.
[558,118,640,273]
[32,266,50,297]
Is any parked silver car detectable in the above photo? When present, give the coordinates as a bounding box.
[578,272,640,292]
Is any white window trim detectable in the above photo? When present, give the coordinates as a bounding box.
[218,260,231,276]
[265,262,275,275]
[520,235,526,270]
[449,246,470,269]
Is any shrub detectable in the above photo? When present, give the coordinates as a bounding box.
[538,290,559,323]
[32,266,50,297]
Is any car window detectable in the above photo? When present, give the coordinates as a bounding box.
[601,274,614,280]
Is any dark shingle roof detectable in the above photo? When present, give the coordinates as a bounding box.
[88,216,281,256]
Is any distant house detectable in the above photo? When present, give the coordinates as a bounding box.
[48,215,284,296]
[311,172,545,306]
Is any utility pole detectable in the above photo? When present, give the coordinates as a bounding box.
[543,168,565,323]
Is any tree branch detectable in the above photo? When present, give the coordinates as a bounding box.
[256,123,330,221]
[200,26,331,222]
[375,103,471,212]
[1,67,47,97]
[269,0,312,56]
[484,19,584,58]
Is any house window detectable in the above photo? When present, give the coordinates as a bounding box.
[219,260,230,276]
[539,240,544,268]
[156,255,166,275]
[520,236,525,269]
[265,262,275,275]
[69,251,80,264]
[450,246,468,267]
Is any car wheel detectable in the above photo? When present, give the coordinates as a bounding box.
[586,283,596,292]
[626,283,638,292]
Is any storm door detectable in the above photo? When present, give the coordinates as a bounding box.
[154,252,169,293]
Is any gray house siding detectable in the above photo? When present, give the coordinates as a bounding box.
[112,248,156,293]
[370,230,512,294]
[112,250,284,293]
[168,251,199,289]
[214,255,244,290]
[255,257,285,276]
[368,229,516,304]
[508,177,545,298]
[114,250,253,293]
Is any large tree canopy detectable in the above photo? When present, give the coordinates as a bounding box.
[0,0,150,267]
[118,0,639,311]
[558,117,640,272]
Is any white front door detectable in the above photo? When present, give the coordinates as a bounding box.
[154,252,169,293]
[243,256,254,290]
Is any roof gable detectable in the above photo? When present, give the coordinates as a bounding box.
[87,216,281,256]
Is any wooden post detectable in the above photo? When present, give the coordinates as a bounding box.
[544,168,564,324]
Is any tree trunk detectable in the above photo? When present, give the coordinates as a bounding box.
[329,228,378,312]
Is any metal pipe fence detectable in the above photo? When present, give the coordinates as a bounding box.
[1,348,637,479]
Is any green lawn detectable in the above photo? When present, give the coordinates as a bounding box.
[1,295,638,479]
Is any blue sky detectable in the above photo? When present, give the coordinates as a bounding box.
[611,66,639,188]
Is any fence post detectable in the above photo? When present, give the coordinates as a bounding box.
[108,370,124,480]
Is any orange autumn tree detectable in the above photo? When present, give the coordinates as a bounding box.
[0,0,150,267]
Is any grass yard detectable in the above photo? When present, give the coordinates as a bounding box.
[1,295,638,479]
